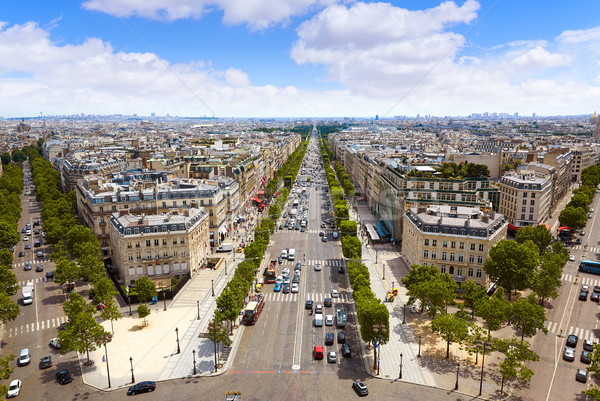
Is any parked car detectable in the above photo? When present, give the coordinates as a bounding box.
[18,251,24,257]
[24,262,31,271]
[49,338,61,349]
[325,333,334,345]
[45,271,54,280]
[36,264,43,272]
[581,350,592,364]
[127,381,156,395]
[337,332,346,344]
[327,351,337,363]
[563,347,575,362]
[39,356,52,369]
[56,370,72,385]
[341,343,351,357]
[576,368,589,383]
[18,349,30,366]
[7,379,21,398]
[567,334,578,348]
[584,339,594,351]
[353,381,368,396]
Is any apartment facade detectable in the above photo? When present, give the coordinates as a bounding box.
[402,205,508,288]
[571,147,596,183]
[109,207,209,286]
[497,172,552,228]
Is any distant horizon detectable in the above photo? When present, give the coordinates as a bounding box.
[2,1,600,117]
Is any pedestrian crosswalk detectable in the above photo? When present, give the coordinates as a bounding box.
[6,316,68,338]
[545,321,599,342]
[263,292,351,303]
[18,277,49,286]
[280,259,344,267]
[571,245,600,253]
[562,274,600,286]
[14,258,50,268]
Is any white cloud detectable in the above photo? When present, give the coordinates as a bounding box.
[82,0,337,29]
[557,26,600,44]
[510,46,571,69]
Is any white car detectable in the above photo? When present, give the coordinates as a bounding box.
[291,283,299,293]
[314,263,321,271]
[281,268,290,277]
[325,315,334,326]
[7,379,21,398]
[23,236,29,241]
[49,338,61,349]
[570,255,575,261]
[331,290,339,298]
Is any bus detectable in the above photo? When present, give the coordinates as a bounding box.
[265,260,277,283]
[579,260,600,275]
[243,294,265,325]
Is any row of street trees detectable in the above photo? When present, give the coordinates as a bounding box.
[559,164,600,229]
[23,145,124,364]
[318,129,389,371]
[0,162,25,397]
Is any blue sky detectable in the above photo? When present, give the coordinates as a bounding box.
[1,1,599,117]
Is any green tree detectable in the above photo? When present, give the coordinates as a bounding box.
[92,275,117,304]
[0,153,10,165]
[208,317,232,372]
[216,286,244,334]
[495,337,539,395]
[0,224,20,249]
[99,299,122,334]
[137,304,151,326]
[0,292,20,323]
[431,312,471,358]
[475,287,510,334]
[515,225,553,255]
[10,150,26,163]
[558,206,587,230]
[0,354,15,397]
[0,249,13,267]
[461,279,487,316]
[402,265,457,317]
[532,252,564,306]
[54,258,80,288]
[134,276,157,304]
[463,324,491,365]
[0,264,18,295]
[59,292,109,364]
[339,220,357,238]
[510,293,548,341]
[584,343,600,399]
[284,175,293,187]
[341,235,362,260]
[66,226,100,259]
[356,298,389,370]
[568,192,591,210]
[484,240,540,300]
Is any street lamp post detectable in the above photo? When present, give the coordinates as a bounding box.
[197,300,200,320]
[399,353,403,379]
[129,357,135,383]
[402,304,406,324]
[479,341,488,397]
[382,262,385,280]
[192,350,197,375]
[454,362,460,390]
[418,335,422,358]
[211,279,215,297]
[103,341,111,388]
[372,324,387,373]
[127,287,132,316]
[176,327,181,354]
[162,288,167,311]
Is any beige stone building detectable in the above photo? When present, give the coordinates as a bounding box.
[402,205,507,288]
[497,171,552,228]
[571,146,596,183]
[109,207,209,286]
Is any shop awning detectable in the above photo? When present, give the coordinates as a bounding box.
[219,226,228,236]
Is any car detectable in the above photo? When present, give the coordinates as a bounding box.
[18,251,24,257]
[292,275,300,284]
[567,334,578,348]
[327,351,337,363]
[588,214,593,219]
[39,356,52,369]
[56,370,72,385]
[58,322,69,331]
[49,338,61,349]
[563,347,575,361]
[569,255,575,261]
[576,368,589,383]
[274,283,282,292]
[321,236,328,242]
[314,345,324,360]
[128,381,156,395]
[579,291,588,301]
[595,286,600,294]
[582,285,590,293]
[341,343,351,357]
[592,293,600,302]
[295,262,302,270]
[24,244,30,249]
[331,290,339,298]
[46,271,54,280]
[291,283,299,293]
[323,297,332,307]
[584,339,594,351]
[282,268,290,277]
[283,284,290,294]
[353,381,368,396]
[18,348,30,366]
[277,256,283,264]
[319,231,324,236]
[23,236,29,241]
[315,263,321,271]
[315,304,323,314]
[325,315,334,326]
[21,228,26,233]
[580,230,585,236]
[279,224,284,230]
[581,350,592,364]
[321,223,326,228]
[325,333,334,345]
[36,250,43,257]
[301,227,305,232]
[24,262,31,271]
[34,229,40,235]
[283,277,291,286]
[36,264,43,272]
[576,238,582,244]
[338,265,345,273]
[7,379,21,398]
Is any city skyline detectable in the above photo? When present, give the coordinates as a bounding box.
[2,0,600,118]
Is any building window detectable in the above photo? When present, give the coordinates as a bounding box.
[136,252,141,260]
[522,207,526,212]
[458,254,464,262]
[112,205,117,211]
[163,251,169,258]
[468,268,474,277]
[451,241,456,249]
[450,253,455,261]
[476,269,482,278]
[431,251,437,259]
[145,228,150,233]
[128,254,134,261]
[470,243,475,251]
[521,214,525,219]
[183,200,187,206]
[173,250,178,257]
[432,240,437,247]
[530,207,534,213]
[529,214,533,220]
[154,239,159,246]
[99,206,104,212]
[479,244,484,252]
[523,200,527,205]
[162,202,167,208]
[449,266,454,274]
[146,251,152,259]
[523,192,527,198]
[469,255,475,263]
[180,238,185,244]
[173,201,177,207]
[531,193,535,198]
[440,265,446,273]
[423,250,429,258]
[457,267,463,277]
[477,256,483,264]
[424,239,429,246]
[136,241,140,248]
[443,241,448,248]
[459,242,464,250]
[173,238,177,245]
[127,242,132,249]
[162,239,167,245]
[530,200,535,205]
[146,240,151,247]
[441,252,447,261]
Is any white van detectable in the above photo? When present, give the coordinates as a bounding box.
[314,314,323,327]
[288,248,296,261]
